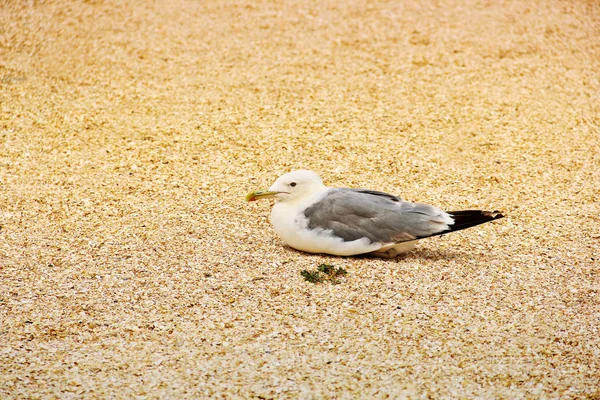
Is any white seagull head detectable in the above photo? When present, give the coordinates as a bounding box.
[246,170,325,203]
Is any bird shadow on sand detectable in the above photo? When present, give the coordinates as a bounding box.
[284,246,465,263]
[356,247,466,262]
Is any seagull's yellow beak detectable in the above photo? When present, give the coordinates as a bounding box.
[245,190,281,202]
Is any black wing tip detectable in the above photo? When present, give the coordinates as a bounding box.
[445,209,505,233]
[449,209,505,219]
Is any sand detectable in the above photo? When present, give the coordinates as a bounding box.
[1,0,599,397]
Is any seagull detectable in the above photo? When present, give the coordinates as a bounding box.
[246,170,504,258]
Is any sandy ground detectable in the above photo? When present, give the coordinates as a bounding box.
[1,0,599,398]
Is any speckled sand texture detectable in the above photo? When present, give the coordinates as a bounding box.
[1,0,599,398]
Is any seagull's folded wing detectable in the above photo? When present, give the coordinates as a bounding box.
[303,188,451,245]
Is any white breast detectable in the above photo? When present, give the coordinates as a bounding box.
[269,194,383,256]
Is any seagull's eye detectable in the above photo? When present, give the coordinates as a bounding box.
[290,182,297,187]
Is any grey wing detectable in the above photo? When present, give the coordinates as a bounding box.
[303,188,451,244]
